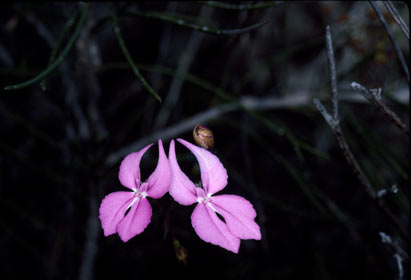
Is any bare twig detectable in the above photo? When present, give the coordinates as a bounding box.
[351,82,409,136]
[313,26,409,241]
[379,232,409,280]
[325,25,339,122]
[369,1,409,82]
[383,1,409,40]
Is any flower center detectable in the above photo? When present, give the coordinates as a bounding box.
[197,195,211,204]
[133,189,147,198]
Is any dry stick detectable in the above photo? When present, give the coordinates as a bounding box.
[369,1,409,83]
[325,25,339,121]
[383,1,409,40]
[351,82,409,136]
[379,232,409,280]
[314,26,409,241]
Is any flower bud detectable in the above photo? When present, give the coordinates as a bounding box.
[193,124,214,149]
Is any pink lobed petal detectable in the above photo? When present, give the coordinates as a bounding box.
[146,139,172,199]
[168,140,198,205]
[191,203,240,253]
[211,194,261,240]
[116,198,152,242]
[177,138,227,195]
[98,191,135,236]
[118,144,153,190]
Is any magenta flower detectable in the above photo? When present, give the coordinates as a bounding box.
[168,138,261,253]
[99,139,171,242]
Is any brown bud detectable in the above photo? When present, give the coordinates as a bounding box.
[193,124,214,149]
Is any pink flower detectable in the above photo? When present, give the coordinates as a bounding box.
[99,139,171,242]
[168,138,261,253]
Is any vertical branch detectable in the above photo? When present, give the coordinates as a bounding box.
[379,232,409,280]
[78,191,99,280]
[383,1,409,40]
[325,25,339,122]
[351,82,409,136]
[369,1,410,82]
[153,5,213,128]
[241,114,269,252]
[313,26,409,241]
[110,5,162,102]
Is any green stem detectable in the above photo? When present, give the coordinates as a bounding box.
[40,10,78,90]
[125,11,268,36]
[3,3,89,91]
[110,8,162,103]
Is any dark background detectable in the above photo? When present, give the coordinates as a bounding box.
[0,2,409,280]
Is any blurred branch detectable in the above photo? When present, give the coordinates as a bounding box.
[0,101,64,151]
[78,194,99,280]
[198,1,278,10]
[369,1,409,82]
[105,94,313,165]
[100,62,328,160]
[351,82,409,136]
[313,26,409,241]
[383,1,409,40]
[76,12,109,140]
[40,9,78,90]
[241,115,269,251]
[3,3,89,91]
[109,5,162,102]
[379,232,409,280]
[154,5,212,129]
[325,25,339,122]
[124,11,269,35]
[0,42,14,67]
[226,117,360,240]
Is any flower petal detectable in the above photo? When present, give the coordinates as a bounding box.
[98,191,135,236]
[168,140,197,205]
[116,198,152,242]
[177,138,227,195]
[191,203,240,253]
[211,195,261,240]
[118,144,153,190]
[146,139,171,199]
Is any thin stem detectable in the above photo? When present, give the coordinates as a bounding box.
[198,1,278,10]
[40,10,78,90]
[123,11,269,36]
[3,3,89,91]
[110,7,162,102]
[351,82,409,136]
[369,1,410,82]
[325,25,339,122]
[383,1,409,40]
[105,94,324,166]
[314,99,409,241]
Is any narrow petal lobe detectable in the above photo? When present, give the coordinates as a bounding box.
[147,139,172,199]
[177,138,227,195]
[191,203,240,253]
[168,140,198,205]
[211,195,261,240]
[99,191,135,236]
[116,198,152,242]
[118,144,153,190]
